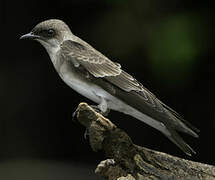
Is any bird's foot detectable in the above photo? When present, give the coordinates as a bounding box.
[71,104,109,140]
[90,105,110,116]
[72,104,109,122]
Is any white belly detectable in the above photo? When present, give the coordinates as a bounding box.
[59,67,101,104]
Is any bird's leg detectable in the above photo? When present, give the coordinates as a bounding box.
[102,108,110,116]
[98,97,108,113]
[90,98,110,116]
[90,105,110,116]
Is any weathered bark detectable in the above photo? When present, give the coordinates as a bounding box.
[75,102,215,180]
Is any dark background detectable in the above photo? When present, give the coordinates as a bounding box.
[0,0,214,179]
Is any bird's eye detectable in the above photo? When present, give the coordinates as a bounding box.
[47,29,55,36]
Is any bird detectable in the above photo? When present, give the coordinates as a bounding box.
[20,19,199,156]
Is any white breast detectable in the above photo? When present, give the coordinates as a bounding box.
[59,62,103,104]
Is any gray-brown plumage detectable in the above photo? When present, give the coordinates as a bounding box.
[20,19,199,156]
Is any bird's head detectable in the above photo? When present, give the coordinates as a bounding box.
[20,19,72,53]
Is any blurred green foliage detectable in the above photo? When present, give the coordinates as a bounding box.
[90,1,207,85]
[147,14,200,83]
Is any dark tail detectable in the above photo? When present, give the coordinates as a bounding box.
[160,101,200,138]
[165,128,196,156]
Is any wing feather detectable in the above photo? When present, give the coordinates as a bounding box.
[61,40,121,77]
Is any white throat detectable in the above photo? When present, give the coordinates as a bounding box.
[37,39,61,65]
[37,33,74,65]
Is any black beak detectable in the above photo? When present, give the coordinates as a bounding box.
[20,32,40,40]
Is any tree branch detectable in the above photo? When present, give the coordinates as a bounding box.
[75,102,215,180]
